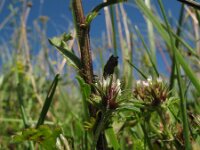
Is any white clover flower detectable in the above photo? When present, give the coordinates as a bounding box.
[136,80,142,86]
[95,75,121,110]
[142,81,149,87]
[157,77,163,83]
[105,77,111,87]
[100,77,111,91]
[115,78,121,95]
[133,76,170,105]
[99,76,121,93]
[147,76,152,84]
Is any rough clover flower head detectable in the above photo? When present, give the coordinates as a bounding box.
[95,75,121,110]
[133,76,170,106]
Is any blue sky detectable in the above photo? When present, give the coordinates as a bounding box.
[0,0,182,39]
[0,0,183,75]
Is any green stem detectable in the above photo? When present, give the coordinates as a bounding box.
[110,6,117,56]
[149,120,162,138]
[169,4,184,91]
[176,63,191,149]
[145,0,156,76]
[17,81,34,150]
[92,113,106,149]
[134,26,159,77]
[157,0,191,149]
[141,118,153,150]
[157,108,172,140]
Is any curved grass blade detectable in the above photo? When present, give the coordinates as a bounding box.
[36,74,60,128]
[134,26,159,77]
[76,76,91,120]
[161,25,199,59]
[170,4,185,92]
[127,60,147,80]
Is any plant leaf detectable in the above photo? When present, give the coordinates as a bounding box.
[76,76,91,120]
[105,128,120,150]
[36,74,59,128]
[49,33,81,69]
[13,125,62,150]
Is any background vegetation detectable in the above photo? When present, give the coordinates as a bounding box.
[0,0,200,149]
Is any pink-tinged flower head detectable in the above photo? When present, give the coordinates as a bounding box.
[95,75,121,110]
[133,77,170,106]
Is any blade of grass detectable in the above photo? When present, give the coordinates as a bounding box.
[134,25,159,77]
[176,62,191,149]
[157,0,191,149]
[162,25,199,59]
[17,83,29,127]
[170,4,185,91]
[119,4,133,88]
[17,78,34,150]
[76,76,91,120]
[105,128,120,150]
[36,74,59,128]
[145,0,156,66]
[110,5,118,56]
[103,0,113,49]
[127,60,147,80]
[0,118,54,124]
[76,76,91,150]
[109,5,119,77]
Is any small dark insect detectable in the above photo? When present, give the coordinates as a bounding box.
[103,55,118,78]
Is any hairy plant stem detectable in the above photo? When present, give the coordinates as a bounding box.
[72,1,102,149]
[72,1,127,149]
[72,0,93,85]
